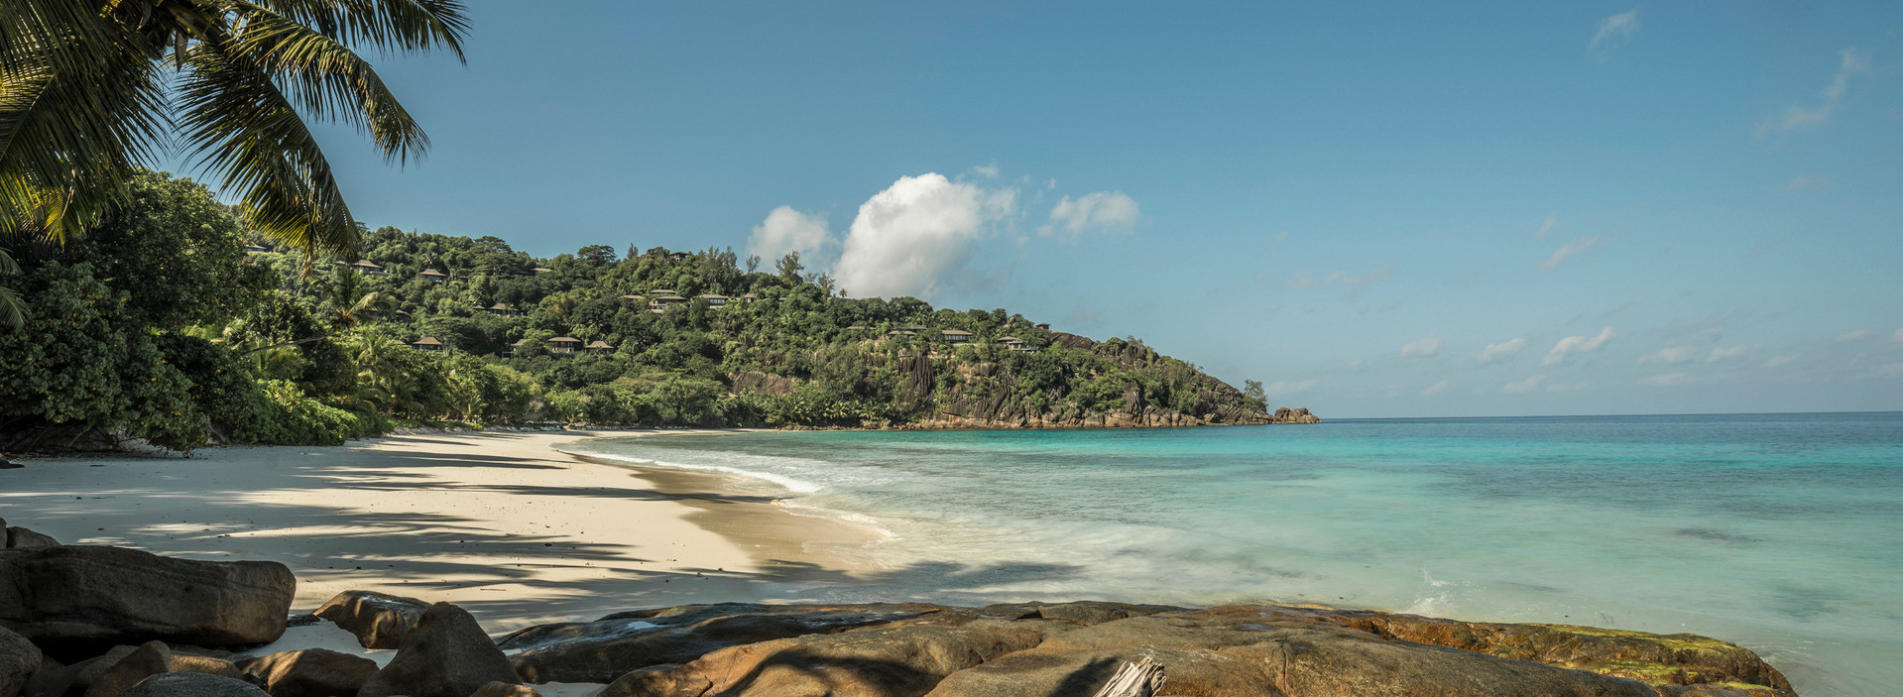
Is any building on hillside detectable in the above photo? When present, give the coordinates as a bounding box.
[350,259,387,276]
[244,243,269,254]
[584,340,614,355]
[621,294,646,306]
[667,251,690,261]
[885,329,917,339]
[696,293,729,307]
[533,266,555,275]
[998,335,1036,352]
[417,268,448,283]
[500,339,528,356]
[547,337,581,355]
[940,329,973,344]
[410,336,445,352]
[481,302,522,317]
[648,294,686,312]
[741,293,760,304]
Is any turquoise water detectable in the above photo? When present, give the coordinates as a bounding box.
[570,413,1903,697]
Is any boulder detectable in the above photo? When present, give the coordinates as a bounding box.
[1,625,40,697]
[4,529,57,550]
[0,547,294,655]
[238,649,377,697]
[118,674,269,697]
[977,601,1178,626]
[311,592,430,651]
[927,607,1656,697]
[21,655,69,697]
[598,621,1044,697]
[465,683,539,697]
[82,641,171,697]
[500,603,943,684]
[356,603,514,697]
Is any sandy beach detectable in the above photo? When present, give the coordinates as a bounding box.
[0,430,882,633]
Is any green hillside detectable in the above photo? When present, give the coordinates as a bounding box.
[1,172,1308,452]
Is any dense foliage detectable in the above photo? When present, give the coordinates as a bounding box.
[0,172,1272,452]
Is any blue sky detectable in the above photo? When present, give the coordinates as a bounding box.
[253,1,1901,417]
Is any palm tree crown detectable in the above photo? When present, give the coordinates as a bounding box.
[1,0,469,254]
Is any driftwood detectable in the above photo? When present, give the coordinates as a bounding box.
[1093,657,1165,697]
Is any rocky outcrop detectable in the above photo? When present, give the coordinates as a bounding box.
[118,674,269,697]
[498,601,1794,697]
[82,642,171,697]
[729,371,800,397]
[355,603,515,697]
[311,592,429,650]
[238,649,378,697]
[4,528,57,550]
[465,683,539,697]
[0,625,38,697]
[598,621,1046,697]
[498,603,943,684]
[0,547,295,655]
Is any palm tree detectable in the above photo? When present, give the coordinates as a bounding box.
[1,0,468,252]
[0,247,23,329]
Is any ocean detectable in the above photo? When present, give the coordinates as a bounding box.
[566,412,1903,697]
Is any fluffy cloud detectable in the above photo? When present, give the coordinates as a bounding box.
[1504,375,1546,394]
[1768,48,1870,132]
[1283,265,1395,290]
[1542,326,1615,366]
[1589,9,1640,55]
[1401,336,1442,358]
[1043,191,1139,237]
[833,173,1016,299]
[1540,236,1602,270]
[1264,379,1321,397]
[1640,372,1690,387]
[1835,329,1872,343]
[1420,380,1449,397]
[1763,356,1796,369]
[1475,338,1526,365]
[1639,345,1696,365]
[747,206,832,265]
[1706,345,1755,362]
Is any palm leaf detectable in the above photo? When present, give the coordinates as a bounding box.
[225,1,429,164]
[252,0,469,61]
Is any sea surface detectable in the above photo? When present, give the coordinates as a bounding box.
[567,412,1903,697]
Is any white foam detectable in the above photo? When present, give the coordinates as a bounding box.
[561,447,825,494]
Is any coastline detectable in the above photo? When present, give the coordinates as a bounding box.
[0,429,882,632]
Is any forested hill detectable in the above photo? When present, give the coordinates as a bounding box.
[0,172,1314,452]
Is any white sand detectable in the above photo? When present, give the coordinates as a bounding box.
[0,430,874,634]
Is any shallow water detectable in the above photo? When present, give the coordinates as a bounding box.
[570,412,1903,697]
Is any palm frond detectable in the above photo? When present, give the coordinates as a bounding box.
[251,0,469,62]
[176,35,358,254]
[225,1,428,163]
[0,284,23,330]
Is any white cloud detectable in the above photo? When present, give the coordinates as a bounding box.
[1543,327,1616,366]
[1540,236,1602,270]
[1589,9,1640,55]
[833,173,1017,299]
[1768,48,1870,132]
[1401,336,1443,358]
[1763,356,1796,369]
[1640,372,1690,387]
[1783,174,1831,191]
[1043,191,1140,237]
[1639,345,1697,365]
[1835,329,1872,343]
[1420,380,1449,397]
[1504,375,1546,394]
[1475,338,1526,365]
[971,163,1000,178]
[747,206,832,265]
[1263,379,1321,397]
[1284,264,1395,290]
[1534,214,1557,239]
[1706,345,1755,362]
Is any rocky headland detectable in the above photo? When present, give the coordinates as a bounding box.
[0,520,1797,697]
